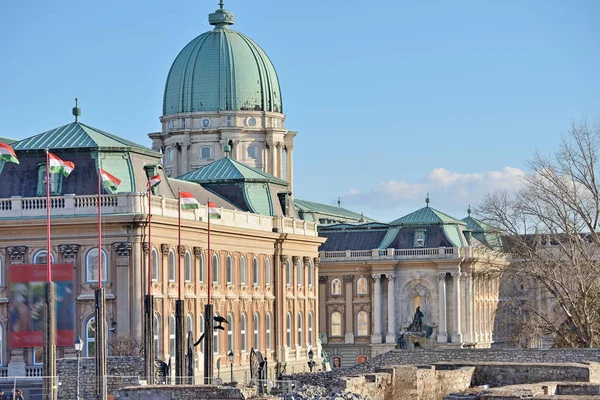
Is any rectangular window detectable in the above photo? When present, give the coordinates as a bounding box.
[414,230,426,247]
[37,166,62,196]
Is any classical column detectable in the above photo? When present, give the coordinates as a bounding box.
[181,139,190,175]
[385,274,396,343]
[451,271,463,343]
[268,140,277,176]
[314,257,322,354]
[277,142,284,179]
[285,145,294,192]
[113,242,133,336]
[437,273,448,343]
[318,275,327,344]
[472,273,479,343]
[344,275,354,344]
[371,274,382,344]
[463,273,474,343]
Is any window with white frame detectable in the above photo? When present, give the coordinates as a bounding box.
[286,259,291,286]
[253,257,259,285]
[151,248,159,281]
[0,257,2,286]
[330,312,342,336]
[169,315,176,357]
[85,317,98,357]
[356,311,369,336]
[308,260,314,286]
[286,312,292,347]
[356,277,368,295]
[226,255,233,284]
[186,314,193,338]
[241,313,247,352]
[33,348,43,365]
[185,252,192,282]
[86,248,108,283]
[168,250,176,282]
[297,312,303,347]
[253,313,260,350]
[330,278,342,296]
[297,259,304,286]
[265,258,271,285]
[200,146,211,159]
[212,254,219,284]
[227,313,234,352]
[414,229,426,247]
[308,312,314,346]
[240,256,247,285]
[153,313,160,356]
[167,148,174,162]
[0,323,3,366]
[199,313,205,338]
[36,165,62,196]
[213,324,220,354]
[33,250,55,264]
[247,145,257,159]
[266,313,272,350]
[199,253,205,283]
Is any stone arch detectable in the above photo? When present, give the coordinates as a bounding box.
[399,279,437,328]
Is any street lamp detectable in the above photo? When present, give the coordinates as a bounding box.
[307,349,316,372]
[228,350,234,384]
[74,337,83,400]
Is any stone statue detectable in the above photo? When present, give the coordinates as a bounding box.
[408,306,424,332]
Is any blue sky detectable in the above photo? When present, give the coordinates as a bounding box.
[1,0,599,222]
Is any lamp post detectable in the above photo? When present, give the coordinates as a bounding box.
[228,350,234,384]
[74,337,83,400]
[307,349,316,372]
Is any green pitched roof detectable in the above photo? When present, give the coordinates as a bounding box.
[0,136,16,145]
[294,199,375,222]
[462,215,495,233]
[177,157,288,185]
[390,206,466,226]
[12,122,158,156]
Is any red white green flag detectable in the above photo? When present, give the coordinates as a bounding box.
[146,174,160,189]
[0,142,19,164]
[208,201,221,219]
[180,192,200,210]
[99,169,121,190]
[48,152,75,177]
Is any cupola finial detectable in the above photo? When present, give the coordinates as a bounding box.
[337,197,341,207]
[425,193,430,206]
[467,204,471,216]
[219,0,224,10]
[72,98,82,122]
[209,0,235,27]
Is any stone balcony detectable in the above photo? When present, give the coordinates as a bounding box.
[319,246,473,262]
[0,193,318,237]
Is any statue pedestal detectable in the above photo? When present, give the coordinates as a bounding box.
[437,333,448,343]
[405,333,434,350]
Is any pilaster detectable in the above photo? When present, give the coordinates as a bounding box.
[344,275,354,344]
[451,271,463,343]
[371,274,382,344]
[385,274,396,343]
[437,273,448,343]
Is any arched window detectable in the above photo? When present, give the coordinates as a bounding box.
[265,258,271,286]
[286,259,291,286]
[240,313,247,352]
[151,248,159,282]
[247,145,257,159]
[168,250,176,282]
[356,277,368,295]
[297,259,304,286]
[308,312,314,347]
[153,313,161,356]
[253,257,259,286]
[0,257,3,287]
[199,253,205,283]
[0,323,3,366]
[199,313,205,338]
[169,315,176,357]
[297,312,303,347]
[33,250,55,264]
[227,313,234,352]
[330,278,342,296]
[185,252,192,282]
[85,317,107,357]
[213,325,220,355]
[200,146,211,159]
[185,314,193,338]
[253,313,260,350]
[330,312,342,336]
[240,256,247,285]
[308,260,314,287]
[286,312,292,347]
[356,311,369,336]
[266,313,272,350]
[226,255,233,284]
[212,254,219,284]
[85,248,108,283]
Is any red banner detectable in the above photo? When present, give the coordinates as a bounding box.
[9,264,75,348]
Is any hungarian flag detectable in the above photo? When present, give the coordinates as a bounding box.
[180,192,200,210]
[146,174,160,189]
[99,169,121,190]
[0,142,19,164]
[208,201,221,219]
[48,152,75,177]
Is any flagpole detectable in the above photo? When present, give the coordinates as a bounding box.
[145,178,155,385]
[46,149,51,282]
[204,198,213,385]
[98,169,102,288]
[95,166,107,400]
[175,190,184,384]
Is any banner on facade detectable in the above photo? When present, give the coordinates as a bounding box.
[8,263,75,348]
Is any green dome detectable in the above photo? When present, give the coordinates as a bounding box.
[163,6,283,115]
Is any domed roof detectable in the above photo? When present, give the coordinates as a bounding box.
[163,5,283,116]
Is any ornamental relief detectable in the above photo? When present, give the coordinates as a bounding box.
[353,304,369,313]
[327,304,344,314]
[160,244,171,255]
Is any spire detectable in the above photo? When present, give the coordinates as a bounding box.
[337,197,341,207]
[209,1,235,28]
[72,98,82,122]
[425,193,430,207]
[467,204,472,216]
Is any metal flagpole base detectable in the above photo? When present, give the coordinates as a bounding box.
[175,300,185,384]
[95,288,107,400]
[204,304,214,385]
[144,294,155,385]
[43,282,56,400]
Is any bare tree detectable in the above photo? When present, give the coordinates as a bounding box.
[479,119,600,348]
[108,334,143,356]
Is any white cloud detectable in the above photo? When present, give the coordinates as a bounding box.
[343,167,525,219]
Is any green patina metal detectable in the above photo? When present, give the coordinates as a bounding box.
[244,183,273,216]
[294,199,374,222]
[0,136,16,145]
[163,5,282,115]
[390,206,466,226]
[177,157,287,185]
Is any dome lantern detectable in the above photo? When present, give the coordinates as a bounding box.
[209,1,235,28]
